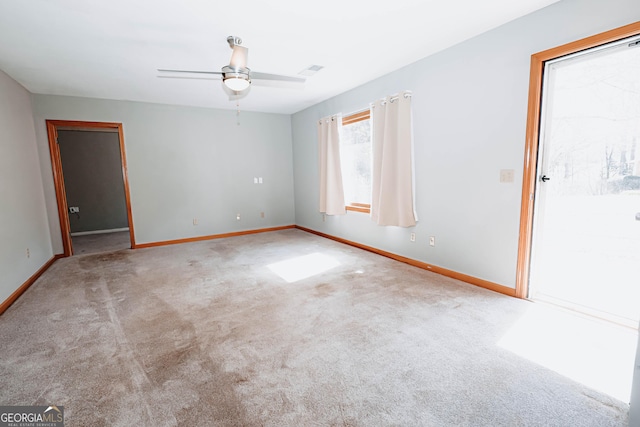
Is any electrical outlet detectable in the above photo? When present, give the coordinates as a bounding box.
[260,212,265,218]
[236,213,241,221]
[429,236,435,247]
[193,218,198,225]
[410,232,416,242]
[69,206,79,214]
[26,248,30,258]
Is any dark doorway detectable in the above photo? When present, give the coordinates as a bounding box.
[46,120,135,256]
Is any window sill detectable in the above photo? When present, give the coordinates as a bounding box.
[346,204,371,214]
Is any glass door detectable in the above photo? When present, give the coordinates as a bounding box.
[529,35,640,327]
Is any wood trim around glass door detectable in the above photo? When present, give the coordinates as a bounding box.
[45,120,137,256]
[515,21,640,299]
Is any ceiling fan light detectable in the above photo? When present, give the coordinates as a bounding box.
[224,76,251,91]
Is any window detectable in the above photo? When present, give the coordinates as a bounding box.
[340,110,371,213]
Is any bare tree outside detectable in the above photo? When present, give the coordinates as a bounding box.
[545,44,640,196]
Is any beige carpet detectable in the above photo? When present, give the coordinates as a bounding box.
[0,229,630,426]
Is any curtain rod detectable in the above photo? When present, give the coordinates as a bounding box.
[391,92,412,100]
[318,114,340,125]
[345,92,413,116]
[325,91,413,122]
[376,92,412,106]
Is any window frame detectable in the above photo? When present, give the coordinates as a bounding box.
[341,109,372,214]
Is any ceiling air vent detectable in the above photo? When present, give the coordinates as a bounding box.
[298,65,324,77]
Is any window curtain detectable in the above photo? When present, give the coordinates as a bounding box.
[318,114,346,215]
[371,91,417,227]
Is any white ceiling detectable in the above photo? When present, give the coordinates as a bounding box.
[0,0,559,114]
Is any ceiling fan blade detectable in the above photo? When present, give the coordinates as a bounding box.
[158,75,222,81]
[157,69,223,80]
[251,71,306,84]
[251,79,306,90]
[229,46,248,69]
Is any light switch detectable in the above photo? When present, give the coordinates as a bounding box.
[500,169,515,183]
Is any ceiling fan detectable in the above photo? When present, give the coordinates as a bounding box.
[158,36,306,96]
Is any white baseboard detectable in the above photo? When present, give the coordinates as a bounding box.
[71,227,129,237]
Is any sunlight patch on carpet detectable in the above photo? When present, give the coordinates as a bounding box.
[497,304,637,403]
[267,252,340,283]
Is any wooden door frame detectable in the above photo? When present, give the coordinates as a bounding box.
[515,21,640,299]
[46,120,136,256]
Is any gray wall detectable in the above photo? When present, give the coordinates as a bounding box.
[58,130,128,233]
[32,95,295,252]
[0,70,52,304]
[291,0,640,289]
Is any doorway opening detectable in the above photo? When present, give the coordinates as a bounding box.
[46,120,135,256]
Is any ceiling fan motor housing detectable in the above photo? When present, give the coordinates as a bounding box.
[227,36,242,48]
[222,65,251,91]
